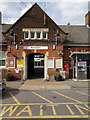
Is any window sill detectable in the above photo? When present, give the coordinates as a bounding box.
[24,39,49,41]
[0,66,6,69]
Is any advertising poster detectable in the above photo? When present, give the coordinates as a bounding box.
[17,58,24,68]
[8,57,15,68]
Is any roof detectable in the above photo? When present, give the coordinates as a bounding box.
[2,24,12,33]
[5,3,66,34]
[1,24,12,42]
[59,25,89,44]
[70,51,90,57]
[69,51,90,60]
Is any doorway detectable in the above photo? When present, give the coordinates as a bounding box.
[27,53,45,79]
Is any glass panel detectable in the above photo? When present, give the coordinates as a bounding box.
[24,32,28,39]
[0,51,5,60]
[41,60,44,66]
[43,32,47,39]
[37,32,41,39]
[0,60,5,66]
[31,32,35,38]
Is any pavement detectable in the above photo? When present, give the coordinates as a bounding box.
[5,78,90,90]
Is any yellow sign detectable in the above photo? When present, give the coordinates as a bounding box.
[17,59,24,68]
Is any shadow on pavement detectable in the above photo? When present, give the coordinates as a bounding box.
[0,87,20,100]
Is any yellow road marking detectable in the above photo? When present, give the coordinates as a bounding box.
[40,105,43,116]
[1,115,90,119]
[52,105,57,115]
[84,104,90,109]
[32,92,53,104]
[74,105,85,114]
[0,106,18,117]
[66,105,74,115]
[76,91,90,96]
[53,91,83,104]
[47,105,57,115]
[9,92,20,105]
[0,102,90,106]
[16,105,32,116]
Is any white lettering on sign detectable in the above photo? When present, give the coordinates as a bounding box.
[23,46,48,50]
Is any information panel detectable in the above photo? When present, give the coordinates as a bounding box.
[17,58,24,68]
[56,57,63,68]
[47,57,54,68]
[8,57,15,68]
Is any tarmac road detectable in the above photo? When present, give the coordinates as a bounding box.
[1,88,90,120]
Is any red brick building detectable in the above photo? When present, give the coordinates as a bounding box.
[1,3,90,81]
[3,3,66,80]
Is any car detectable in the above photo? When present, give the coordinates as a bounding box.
[0,79,6,90]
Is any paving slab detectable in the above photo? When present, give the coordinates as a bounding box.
[19,79,70,90]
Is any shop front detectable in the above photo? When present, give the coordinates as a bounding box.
[70,51,90,81]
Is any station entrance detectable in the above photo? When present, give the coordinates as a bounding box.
[27,53,45,79]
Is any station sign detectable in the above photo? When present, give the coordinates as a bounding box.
[23,46,48,50]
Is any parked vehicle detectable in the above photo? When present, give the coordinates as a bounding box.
[0,79,6,90]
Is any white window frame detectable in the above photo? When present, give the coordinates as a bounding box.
[23,28,49,40]
[24,32,29,40]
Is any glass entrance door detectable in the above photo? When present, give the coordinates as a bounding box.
[78,61,87,79]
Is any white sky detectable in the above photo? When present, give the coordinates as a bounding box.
[0,0,89,25]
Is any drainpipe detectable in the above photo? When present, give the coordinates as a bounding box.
[76,55,78,81]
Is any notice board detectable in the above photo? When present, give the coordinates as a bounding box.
[56,57,63,68]
[47,57,54,68]
[17,58,24,68]
[8,57,15,68]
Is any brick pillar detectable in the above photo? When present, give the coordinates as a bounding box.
[85,11,90,27]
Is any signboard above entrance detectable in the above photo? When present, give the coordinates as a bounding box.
[23,46,48,50]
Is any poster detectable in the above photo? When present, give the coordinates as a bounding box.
[47,57,54,68]
[17,58,24,68]
[8,57,15,68]
[56,57,63,68]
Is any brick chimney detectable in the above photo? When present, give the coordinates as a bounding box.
[85,11,90,27]
[0,12,1,24]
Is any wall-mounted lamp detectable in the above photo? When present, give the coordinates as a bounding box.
[68,46,71,50]
[54,30,60,45]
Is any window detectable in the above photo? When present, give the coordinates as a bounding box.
[0,51,5,67]
[24,32,29,39]
[43,32,47,39]
[37,32,41,39]
[30,32,35,39]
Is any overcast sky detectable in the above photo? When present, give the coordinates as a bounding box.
[0,0,89,25]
